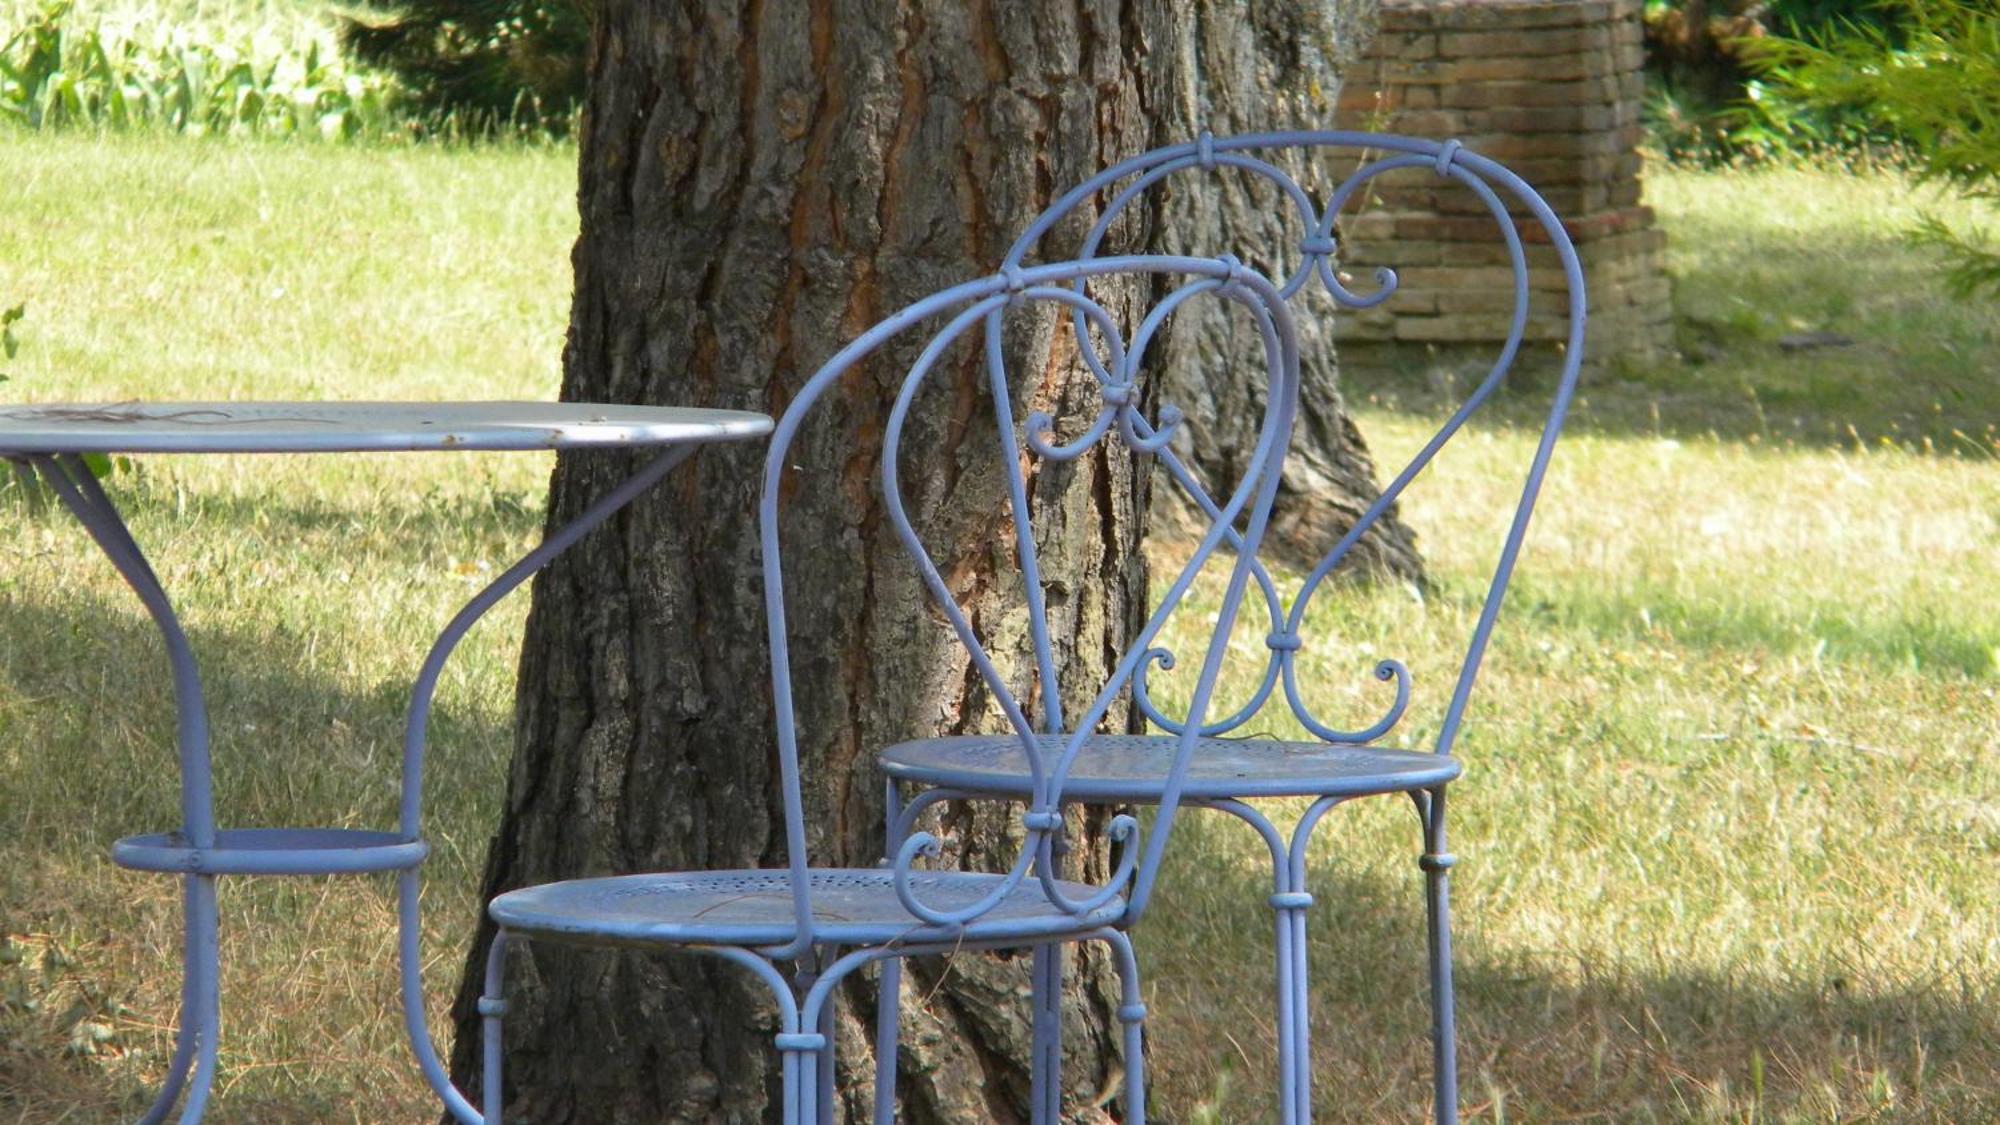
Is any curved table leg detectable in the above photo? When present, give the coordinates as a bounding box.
[34,456,222,1123]
[392,446,699,1123]
[132,878,198,1125]
[173,876,223,1123]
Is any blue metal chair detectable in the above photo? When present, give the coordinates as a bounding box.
[479,253,1306,1124]
[873,131,1587,1124]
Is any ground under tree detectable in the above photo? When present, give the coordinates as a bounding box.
[447,2,1408,1120]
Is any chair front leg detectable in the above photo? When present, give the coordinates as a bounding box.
[478,932,512,1125]
[1197,797,1341,1125]
[1083,928,1147,1125]
[1415,786,1459,1125]
[874,779,904,1122]
[1030,810,1073,1124]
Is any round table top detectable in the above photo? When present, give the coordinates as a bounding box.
[0,401,772,454]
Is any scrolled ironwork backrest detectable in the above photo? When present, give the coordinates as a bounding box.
[1004,130,1587,772]
[758,256,1300,957]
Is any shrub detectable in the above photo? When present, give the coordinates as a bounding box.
[1640,0,1908,161]
[1753,0,2000,297]
[0,1,401,139]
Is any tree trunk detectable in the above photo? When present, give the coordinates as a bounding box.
[1147,0,1422,577]
[448,2,1387,1121]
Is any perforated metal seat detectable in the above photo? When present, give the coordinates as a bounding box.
[490,868,1127,950]
[880,734,1461,802]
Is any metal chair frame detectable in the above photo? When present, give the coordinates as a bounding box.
[873,130,1588,1124]
[481,253,1305,1124]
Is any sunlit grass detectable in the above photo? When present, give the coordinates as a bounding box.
[1,131,1996,1122]
[0,130,573,1120]
[1140,416,2000,1121]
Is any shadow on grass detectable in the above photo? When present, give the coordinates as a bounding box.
[0,582,514,1123]
[1141,811,1997,1122]
[1340,343,2000,462]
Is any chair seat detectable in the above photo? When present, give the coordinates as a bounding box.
[489,867,1126,950]
[879,733,1461,801]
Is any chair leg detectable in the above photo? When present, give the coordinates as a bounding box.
[1030,941,1063,1123]
[817,969,837,1125]
[1419,787,1459,1125]
[1098,930,1147,1125]
[871,959,900,1123]
[875,781,904,1122]
[777,1026,830,1125]
[479,932,512,1124]
[1268,884,1313,1125]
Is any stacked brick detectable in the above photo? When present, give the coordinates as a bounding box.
[1334,0,1671,369]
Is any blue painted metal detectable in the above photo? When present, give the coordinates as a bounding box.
[484,251,1304,1124]
[0,404,771,1123]
[874,130,1588,1124]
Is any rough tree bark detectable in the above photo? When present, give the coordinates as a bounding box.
[447,2,1391,1122]
[1146,0,1422,577]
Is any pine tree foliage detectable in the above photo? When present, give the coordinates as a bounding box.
[340,0,586,132]
[1756,0,2000,297]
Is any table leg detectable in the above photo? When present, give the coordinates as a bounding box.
[33,456,222,1123]
[132,878,198,1125]
[393,445,697,1122]
[174,874,223,1123]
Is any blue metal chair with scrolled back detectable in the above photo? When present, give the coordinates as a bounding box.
[873,131,1588,1124]
[475,252,1304,1124]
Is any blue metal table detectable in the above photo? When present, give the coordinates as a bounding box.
[0,400,772,1123]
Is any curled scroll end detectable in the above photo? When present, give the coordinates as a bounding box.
[1101,814,1144,891]
[1367,658,1414,741]
[1023,410,1063,459]
[1323,258,1400,310]
[896,830,943,869]
[1025,406,1114,462]
[1131,645,1188,734]
[890,830,966,925]
[1122,403,1182,455]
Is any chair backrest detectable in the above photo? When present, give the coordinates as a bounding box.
[758,255,1301,957]
[1005,130,1587,766]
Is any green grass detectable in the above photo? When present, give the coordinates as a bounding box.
[0,131,574,1120]
[1,131,1997,1122]
[1361,159,2000,459]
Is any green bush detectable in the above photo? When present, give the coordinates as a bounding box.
[1754,0,2000,297]
[0,1,400,139]
[1640,0,1908,161]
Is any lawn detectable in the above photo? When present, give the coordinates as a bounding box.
[1,129,1996,1124]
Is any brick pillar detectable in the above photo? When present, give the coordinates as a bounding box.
[1336,0,1671,373]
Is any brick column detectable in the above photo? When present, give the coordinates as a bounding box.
[1336,0,1671,373]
